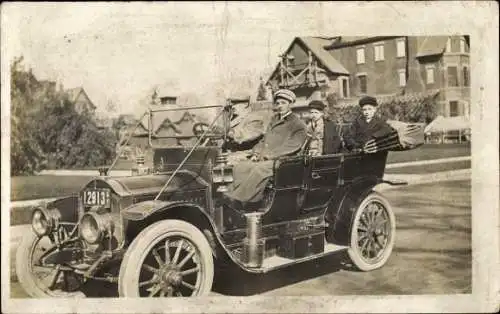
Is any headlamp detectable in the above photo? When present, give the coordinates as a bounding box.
[80,211,114,244]
[31,207,61,237]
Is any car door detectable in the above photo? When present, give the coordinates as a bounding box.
[301,154,343,212]
[264,155,310,223]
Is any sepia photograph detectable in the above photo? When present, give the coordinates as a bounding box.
[1,2,498,313]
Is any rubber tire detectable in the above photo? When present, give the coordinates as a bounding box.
[15,232,85,298]
[347,191,396,272]
[118,220,214,297]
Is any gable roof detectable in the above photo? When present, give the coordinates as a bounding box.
[66,87,83,102]
[298,37,350,74]
[139,106,219,137]
[65,87,96,110]
[416,36,449,58]
[266,36,349,85]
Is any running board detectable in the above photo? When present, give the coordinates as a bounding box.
[250,241,349,273]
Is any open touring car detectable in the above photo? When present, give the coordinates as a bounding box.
[16,100,422,298]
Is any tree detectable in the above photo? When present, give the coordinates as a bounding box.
[10,56,47,175]
[33,93,117,169]
[10,57,117,174]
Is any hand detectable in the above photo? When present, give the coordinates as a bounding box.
[363,139,378,154]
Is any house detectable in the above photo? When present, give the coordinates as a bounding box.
[266,36,470,118]
[65,87,97,115]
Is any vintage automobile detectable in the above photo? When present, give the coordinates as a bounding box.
[16,100,422,298]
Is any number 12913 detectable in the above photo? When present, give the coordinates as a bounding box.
[82,189,111,208]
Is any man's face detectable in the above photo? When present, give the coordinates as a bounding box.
[361,104,377,121]
[309,108,323,122]
[274,98,291,115]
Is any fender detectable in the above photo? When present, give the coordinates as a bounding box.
[121,200,184,221]
[326,175,382,245]
[121,200,277,274]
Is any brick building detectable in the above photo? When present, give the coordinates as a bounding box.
[266,36,470,119]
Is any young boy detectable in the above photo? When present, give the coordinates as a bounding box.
[344,95,394,153]
[306,100,342,156]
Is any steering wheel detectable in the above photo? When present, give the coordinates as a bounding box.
[192,122,211,138]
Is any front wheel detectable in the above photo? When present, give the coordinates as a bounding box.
[118,220,214,297]
[347,192,396,271]
[16,231,85,298]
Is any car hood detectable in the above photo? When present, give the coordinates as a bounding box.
[82,171,209,197]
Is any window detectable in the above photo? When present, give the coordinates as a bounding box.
[446,38,452,52]
[396,39,406,57]
[463,67,470,86]
[358,75,367,93]
[398,69,406,86]
[449,101,459,117]
[339,77,350,98]
[460,38,466,53]
[356,47,365,64]
[426,66,435,84]
[374,44,385,61]
[447,66,459,87]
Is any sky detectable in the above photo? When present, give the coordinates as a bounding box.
[3,2,336,117]
[2,2,485,118]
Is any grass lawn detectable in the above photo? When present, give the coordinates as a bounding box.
[387,143,470,164]
[385,160,471,174]
[10,175,92,201]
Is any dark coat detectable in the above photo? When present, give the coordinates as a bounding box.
[252,112,307,160]
[344,115,394,150]
[323,118,343,155]
[224,112,307,205]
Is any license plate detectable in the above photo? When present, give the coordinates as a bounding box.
[82,188,111,208]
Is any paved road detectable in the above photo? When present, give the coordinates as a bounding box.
[10,179,470,297]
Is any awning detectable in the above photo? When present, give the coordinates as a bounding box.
[424,115,471,133]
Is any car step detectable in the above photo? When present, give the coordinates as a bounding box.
[253,241,349,273]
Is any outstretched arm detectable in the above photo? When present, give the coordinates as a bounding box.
[232,118,266,144]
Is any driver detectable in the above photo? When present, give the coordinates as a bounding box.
[224,98,270,163]
[223,89,307,210]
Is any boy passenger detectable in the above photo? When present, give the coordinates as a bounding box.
[306,100,342,156]
[344,95,394,154]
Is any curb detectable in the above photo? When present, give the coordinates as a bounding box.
[385,156,470,169]
[38,170,131,176]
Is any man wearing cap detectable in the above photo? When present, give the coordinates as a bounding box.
[344,95,394,153]
[223,89,307,208]
[224,98,270,163]
[306,100,342,156]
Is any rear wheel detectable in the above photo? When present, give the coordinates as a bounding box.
[347,192,396,271]
[118,220,214,297]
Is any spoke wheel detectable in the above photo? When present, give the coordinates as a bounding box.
[347,192,396,271]
[16,230,85,297]
[118,220,214,297]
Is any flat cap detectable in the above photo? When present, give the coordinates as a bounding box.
[308,100,326,111]
[273,89,296,104]
[359,95,378,107]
